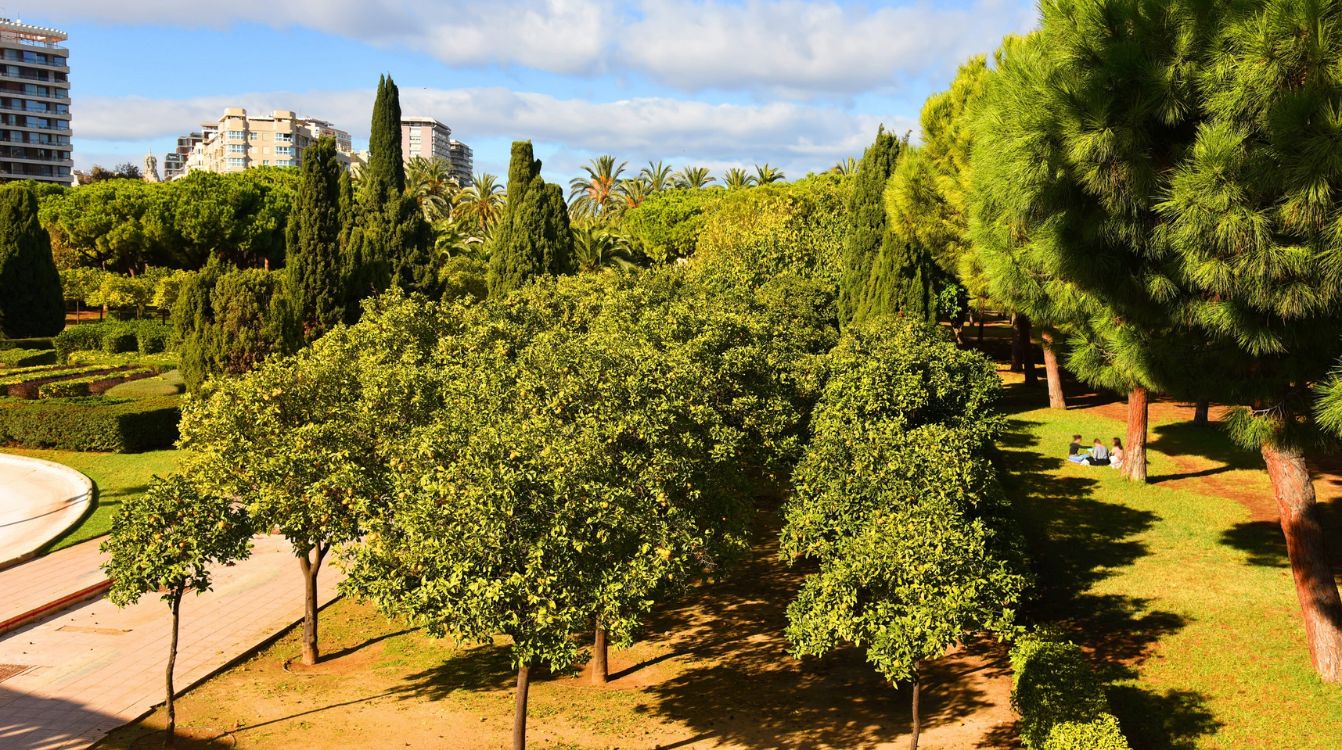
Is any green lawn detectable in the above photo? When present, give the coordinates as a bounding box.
[2,447,182,552]
[999,384,1342,748]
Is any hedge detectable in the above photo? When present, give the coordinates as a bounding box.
[1010,638,1131,750]
[0,337,53,351]
[54,321,174,362]
[37,368,156,399]
[0,395,181,452]
[0,364,111,388]
[0,348,56,368]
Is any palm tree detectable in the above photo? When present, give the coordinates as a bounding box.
[830,157,858,175]
[722,168,757,190]
[639,161,674,193]
[618,178,652,211]
[674,166,716,189]
[754,163,785,184]
[572,226,638,273]
[454,172,506,233]
[405,156,460,222]
[569,155,628,220]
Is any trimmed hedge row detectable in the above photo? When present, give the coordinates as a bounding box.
[53,321,173,361]
[0,364,110,388]
[0,395,181,452]
[0,348,56,368]
[37,368,156,399]
[1011,638,1131,750]
[0,337,54,351]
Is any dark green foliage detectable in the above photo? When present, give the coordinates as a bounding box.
[0,184,64,338]
[286,137,347,340]
[53,325,104,362]
[838,128,900,325]
[171,263,296,393]
[53,321,173,362]
[0,337,54,351]
[0,348,56,367]
[100,324,139,354]
[1011,638,1131,750]
[361,75,406,203]
[487,142,574,297]
[0,395,181,452]
[854,238,937,324]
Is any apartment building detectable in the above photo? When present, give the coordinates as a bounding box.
[0,18,72,184]
[402,116,472,186]
[163,131,202,180]
[174,108,354,177]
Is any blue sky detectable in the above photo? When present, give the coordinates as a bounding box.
[33,0,1038,182]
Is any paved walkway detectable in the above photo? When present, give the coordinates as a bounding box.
[0,541,108,636]
[0,454,93,569]
[0,535,341,750]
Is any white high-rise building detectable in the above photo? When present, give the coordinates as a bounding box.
[0,18,71,184]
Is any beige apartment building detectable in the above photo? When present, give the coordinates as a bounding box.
[402,116,472,186]
[0,18,72,184]
[175,108,353,176]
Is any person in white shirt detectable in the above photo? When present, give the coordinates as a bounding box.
[1110,438,1125,470]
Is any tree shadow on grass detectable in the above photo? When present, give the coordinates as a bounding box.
[995,415,1220,750]
[393,642,517,702]
[635,509,1009,748]
[1147,422,1258,483]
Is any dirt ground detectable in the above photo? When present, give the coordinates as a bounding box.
[95,515,1020,750]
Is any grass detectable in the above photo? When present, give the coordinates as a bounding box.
[998,377,1342,749]
[104,369,185,398]
[2,447,182,552]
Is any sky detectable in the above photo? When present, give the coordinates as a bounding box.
[28,0,1040,183]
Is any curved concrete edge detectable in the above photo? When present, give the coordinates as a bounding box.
[0,451,95,569]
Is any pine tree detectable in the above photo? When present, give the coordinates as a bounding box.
[0,184,64,338]
[838,128,900,325]
[348,74,436,304]
[286,137,347,340]
[487,142,574,297]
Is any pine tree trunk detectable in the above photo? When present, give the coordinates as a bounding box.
[513,663,531,750]
[1261,442,1342,683]
[976,303,985,346]
[1194,399,1210,426]
[165,588,182,749]
[1016,314,1037,384]
[909,668,921,750]
[297,544,325,666]
[590,620,608,686]
[1041,330,1067,409]
[1009,314,1024,372]
[1122,387,1149,483]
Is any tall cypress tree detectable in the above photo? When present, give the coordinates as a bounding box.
[0,183,64,338]
[286,137,346,340]
[489,141,575,297]
[349,74,436,304]
[854,238,936,325]
[838,127,900,326]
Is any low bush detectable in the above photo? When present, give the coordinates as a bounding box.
[136,321,171,354]
[0,348,56,368]
[38,368,156,399]
[0,395,181,452]
[0,365,110,388]
[53,324,105,361]
[54,321,175,361]
[101,323,139,354]
[1010,638,1131,750]
[68,350,178,369]
[0,337,54,351]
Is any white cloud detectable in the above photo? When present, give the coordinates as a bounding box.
[38,0,1034,95]
[72,87,914,179]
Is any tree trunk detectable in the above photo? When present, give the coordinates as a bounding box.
[1009,314,1024,372]
[590,619,609,686]
[909,668,921,750]
[513,663,531,750]
[296,544,326,666]
[976,302,985,346]
[1012,314,1037,384]
[1122,387,1149,483]
[1194,399,1210,426]
[1261,442,1342,683]
[1041,330,1067,409]
[165,588,183,749]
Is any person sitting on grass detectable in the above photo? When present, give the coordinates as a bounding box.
[1110,438,1125,470]
[1067,434,1087,463]
[1086,438,1110,466]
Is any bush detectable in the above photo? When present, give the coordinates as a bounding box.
[0,348,56,368]
[0,395,181,452]
[136,320,171,354]
[0,364,111,388]
[101,323,139,354]
[0,337,53,351]
[68,350,178,369]
[37,368,155,398]
[53,324,105,361]
[1011,638,1131,750]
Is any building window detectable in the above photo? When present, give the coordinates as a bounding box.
[275,132,292,142]
[228,144,247,153]
[227,157,246,167]
[249,132,259,140]
[228,130,245,140]
[275,146,293,156]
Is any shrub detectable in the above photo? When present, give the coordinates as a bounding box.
[0,365,112,389]
[53,324,105,361]
[0,337,54,351]
[1011,638,1131,750]
[136,320,171,354]
[37,368,155,398]
[0,395,181,452]
[101,323,139,354]
[0,348,56,368]
[68,350,178,369]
